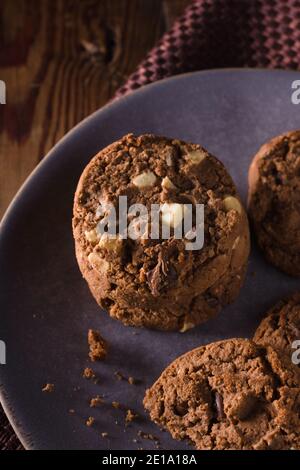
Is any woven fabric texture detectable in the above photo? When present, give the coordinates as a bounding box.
[116,0,300,98]
[1,0,300,450]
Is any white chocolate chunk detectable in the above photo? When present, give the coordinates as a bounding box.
[132,171,156,188]
[223,196,242,214]
[165,154,173,167]
[186,149,207,164]
[87,252,109,273]
[180,321,195,333]
[96,197,113,218]
[161,203,186,228]
[98,233,123,254]
[128,215,149,240]
[161,176,177,190]
[85,229,99,244]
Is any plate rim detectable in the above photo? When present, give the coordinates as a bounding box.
[0,67,299,450]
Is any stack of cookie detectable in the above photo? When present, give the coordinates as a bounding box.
[73,134,250,331]
[73,131,300,450]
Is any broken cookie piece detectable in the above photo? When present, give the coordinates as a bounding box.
[253,292,300,365]
[144,338,300,450]
[88,329,107,361]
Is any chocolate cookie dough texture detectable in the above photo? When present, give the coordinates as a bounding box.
[248,130,300,276]
[144,339,300,450]
[73,134,250,331]
[253,293,300,364]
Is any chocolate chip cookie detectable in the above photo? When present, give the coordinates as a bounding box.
[253,293,300,366]
[144,338,300,449]
[248,130,300,276]
[73,134,250,330]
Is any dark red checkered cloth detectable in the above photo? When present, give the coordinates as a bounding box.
[1,0,300,450]
[116,0,300,98]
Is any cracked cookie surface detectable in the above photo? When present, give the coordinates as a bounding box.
[73,134,250,330]
[254,293,300,365]
[248,130,300,276]
[144,338,300,449]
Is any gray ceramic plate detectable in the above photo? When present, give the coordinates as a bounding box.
[1,69,300,450]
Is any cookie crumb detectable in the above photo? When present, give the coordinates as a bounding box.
[83,367,96,379]
[114,371,140,384]
[138,430,159,443]
[112,401,121,409]
[88,329,107,361]
[128,376,138,385]
[42,383,54,393]
[90,395,104,408]
[126,409,138,423]
[86,416,95,427]
[114,370,125,381]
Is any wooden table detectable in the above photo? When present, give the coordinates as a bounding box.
[0,0,190,219]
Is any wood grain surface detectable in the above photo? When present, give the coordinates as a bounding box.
[0,0,190,218]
